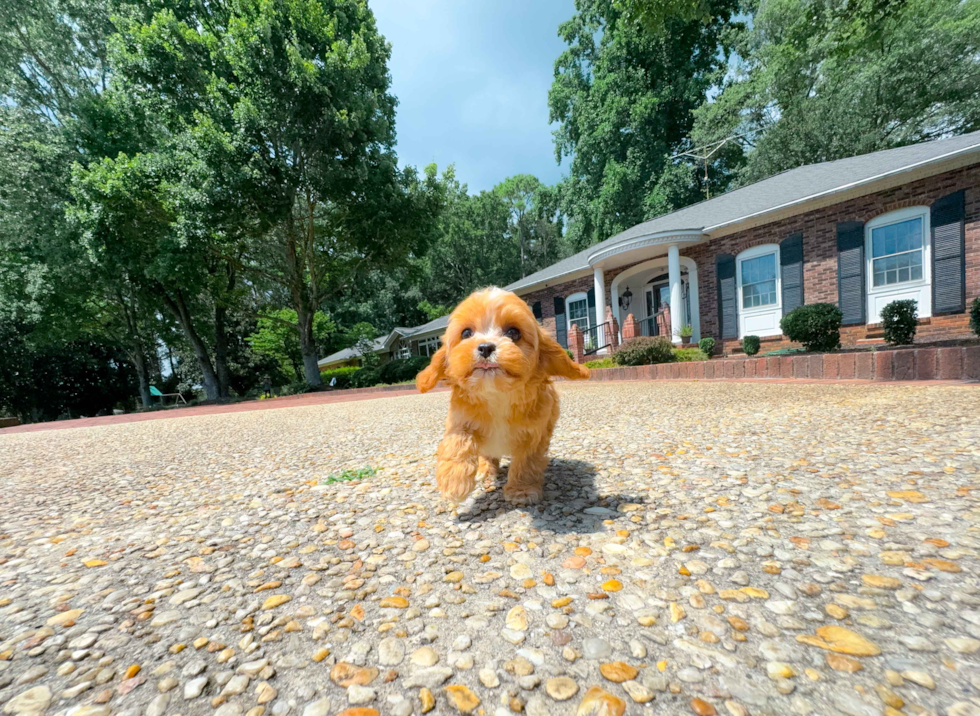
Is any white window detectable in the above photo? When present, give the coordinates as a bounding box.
[866,207,931,323]
[565,292,590,333]
[395,344,411,360]
[417,336,440,357]
[736,244,782,338]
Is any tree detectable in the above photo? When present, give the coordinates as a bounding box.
[247,309,335,381]
[694,0,980,184]
[549,0,741,249]
[111,0,444,387]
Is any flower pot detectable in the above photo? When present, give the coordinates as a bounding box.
[681,336,692,345]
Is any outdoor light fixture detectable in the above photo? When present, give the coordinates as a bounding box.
[619,287,632,313]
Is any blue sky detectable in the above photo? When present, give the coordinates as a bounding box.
[371,0,576,194]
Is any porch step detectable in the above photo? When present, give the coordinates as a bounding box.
[857,337,886,345]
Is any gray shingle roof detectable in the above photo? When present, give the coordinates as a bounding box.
[505,130,980,292]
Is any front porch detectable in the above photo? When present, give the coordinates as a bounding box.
[567,235,705,357]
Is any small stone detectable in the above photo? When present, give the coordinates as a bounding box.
[766,662,795,680]
[411,647,439,667]
[900,670,935,689]
[443,685,480,713]
[826,654,863,673]
[690,697,718,716]
[545,676,579,701]
[419,687,436,713]
[184,676,208,699]
[583,638,612,660]
[478,668,499,688]
[330,663,379,687]
[796,626,881,656]
[261,595,292,610]
[378,638,405,666]
[347,684,376,704]
[946,637,980,653]
[158,676,178,693]
[622,681,654,704]
[506,606,529,631]
[576,686,626,716]
[380,596,409,609]
[600,661,639,683]
[2,686,52,714]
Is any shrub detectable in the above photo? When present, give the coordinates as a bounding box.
[742,335,761,356]
[280,381,314,396]
[613,337,676,366]
[780,303,842,352]
[698,337,715,356]
[350,367,382,389]
[970,296,980,337]
[880,299,918,345]
[584,357,615,369]
[319,365,360,389]
[380,356,430,384]
[673,348,709,362]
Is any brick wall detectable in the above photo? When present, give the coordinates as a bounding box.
[523,165,980,352]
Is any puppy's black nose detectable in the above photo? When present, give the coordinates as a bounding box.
[477,342,496,358]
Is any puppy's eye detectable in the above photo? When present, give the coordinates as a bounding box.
[505,327,521,341]
[461,328,473,339]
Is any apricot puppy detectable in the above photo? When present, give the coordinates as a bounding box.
[416,287,590,504]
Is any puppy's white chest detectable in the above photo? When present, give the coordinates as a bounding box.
[480,395,517,458]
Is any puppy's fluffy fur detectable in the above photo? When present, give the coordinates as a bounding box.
[416,287,590,504]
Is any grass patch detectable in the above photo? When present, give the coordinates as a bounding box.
[322,466,377,484]
[584,357,615,369]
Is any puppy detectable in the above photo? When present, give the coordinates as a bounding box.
[415,287,590,504]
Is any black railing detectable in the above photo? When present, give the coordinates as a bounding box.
[638,314,660,337]
[583,321,611,355]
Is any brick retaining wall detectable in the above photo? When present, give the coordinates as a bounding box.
[579,345,980,383]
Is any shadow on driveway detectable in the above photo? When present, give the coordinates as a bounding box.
[455,457,645,534]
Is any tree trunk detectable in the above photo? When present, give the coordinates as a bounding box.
[160,287,221,400]
[214,304,232,398]
[132,348,153,409]
[297,304,322,386]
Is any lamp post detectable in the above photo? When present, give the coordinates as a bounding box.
[619,287,632,314]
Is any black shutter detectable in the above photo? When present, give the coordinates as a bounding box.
[531,301,542,321]
[780,233,804,315]
[931,190,966,313]
[716,254,738,339]
[837,221,865,325]
[587,287,596,325]
[553,296,567,348]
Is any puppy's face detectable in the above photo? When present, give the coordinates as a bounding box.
[416,287,589,394]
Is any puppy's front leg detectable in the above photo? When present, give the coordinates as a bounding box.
[478,456,500,491]
[503,450,548,505]
[435,431,479,502]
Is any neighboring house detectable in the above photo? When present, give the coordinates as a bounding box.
[508,131,980,355]
[320,131,980,368]
[317,319,448,370]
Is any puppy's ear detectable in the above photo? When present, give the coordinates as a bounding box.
[416,343,448,392]
[538,328,590,380]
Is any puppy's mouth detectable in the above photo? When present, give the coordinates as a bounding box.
[473,361,501,372]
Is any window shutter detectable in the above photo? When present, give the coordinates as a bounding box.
[780,233,804,315]
[716,254,738,340]
[531,301,542,321]
[836,221,865,325]
[587,287,596,322]
[931,190,966,313]
[553,296,567,348]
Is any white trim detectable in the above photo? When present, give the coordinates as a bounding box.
[565,292,590,335]
[704,142,980,234]
[865,206,932,322]
[736,244,781,338]
[587,229,705,265]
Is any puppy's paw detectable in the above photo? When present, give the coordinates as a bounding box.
[436,460,476,503]
[503,484,543,505]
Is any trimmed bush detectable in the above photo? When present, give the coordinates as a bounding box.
[742,335,761,356]
[880,299,918,345]
[380,356,430,385]
[319,365,360,389]
[613,337,676,366]
[673,348,709,362]
[350,367,382,389]
[971,296,980,337]
[780,303,842,352]
[698,337,715,356]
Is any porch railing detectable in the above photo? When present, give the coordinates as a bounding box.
[583,321,611,355]
[635,306,671,339]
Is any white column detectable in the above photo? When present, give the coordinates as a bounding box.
[668,244,682,344]
[593,265,606,330]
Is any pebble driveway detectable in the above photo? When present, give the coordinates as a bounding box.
[1,381,979,716]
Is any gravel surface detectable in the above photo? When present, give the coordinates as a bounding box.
[1,381,979,716]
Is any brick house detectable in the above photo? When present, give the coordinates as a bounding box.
[321,131,980,368]
[506,131,980,356]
